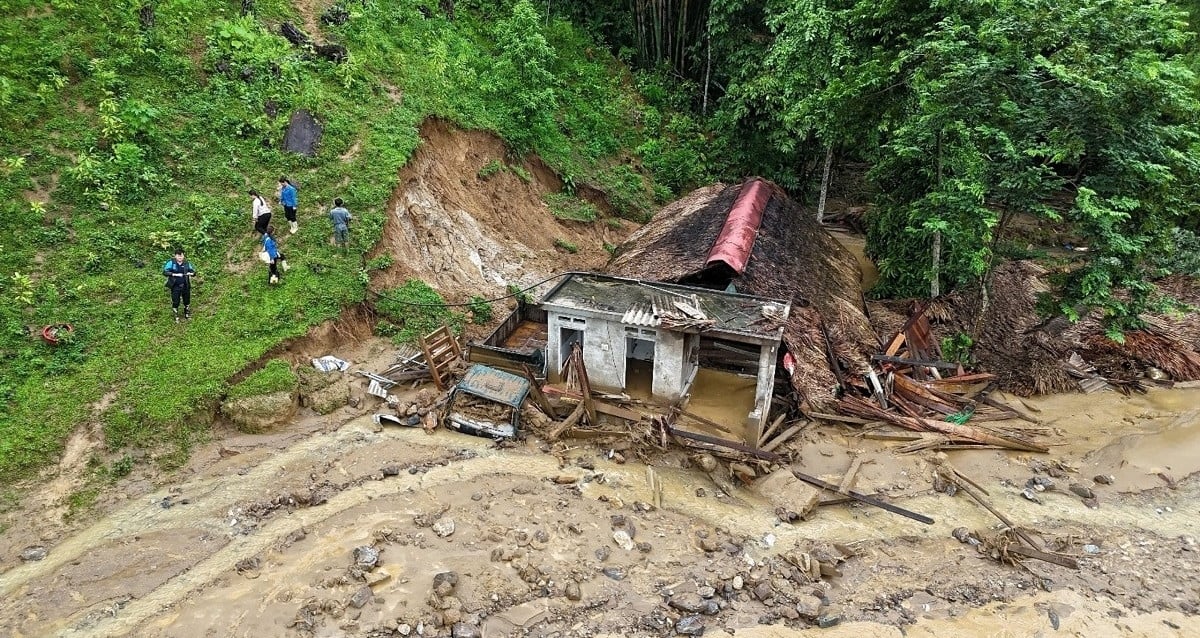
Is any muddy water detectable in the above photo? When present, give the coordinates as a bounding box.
[685,368,758,443]
[829,231,878,291]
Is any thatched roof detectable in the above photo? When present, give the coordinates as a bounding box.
[606,179,878,408]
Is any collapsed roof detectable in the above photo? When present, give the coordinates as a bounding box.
[606,178,879,408]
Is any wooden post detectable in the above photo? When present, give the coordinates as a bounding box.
[931,229,942,299]
[817,145,833,224]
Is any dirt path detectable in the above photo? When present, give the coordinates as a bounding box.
[1,385,1198,637]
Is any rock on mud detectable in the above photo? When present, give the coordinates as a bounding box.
[612,530,634,551]
[433,519,456,538]
[755,469,820,521]
[349,586,373,609]
[675,614,705,635]
[353,545,380,570]
[433,571,459,597]
[222,390,298,433]
[565,580,582,601]
[19,546,48,562]
[451,623,481,638]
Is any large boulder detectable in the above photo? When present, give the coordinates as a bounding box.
[282,109,322,156]
[222,390,298,433]
[307,378,351,414]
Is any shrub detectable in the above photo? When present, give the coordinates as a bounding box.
[478,159,504,179]
[544,193,598,222]
[374,279,464,344]
[468,295,493,324]
[554,238,579,253]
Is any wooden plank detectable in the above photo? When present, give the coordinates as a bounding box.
[520,364,556,417]
[872,355,962,370]
[838,457,865,495]
[761,422,805,453]
[595,401,643,422]
[883,332,907,357]
[758,412,788,447]
[548,401,586,441]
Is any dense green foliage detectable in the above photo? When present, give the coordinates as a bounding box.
[567,1,1200,335]
[0,0,668,481]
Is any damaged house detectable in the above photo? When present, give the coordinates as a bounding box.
[471,178,880,443]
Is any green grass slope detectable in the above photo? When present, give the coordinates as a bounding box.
[0,0,661,482]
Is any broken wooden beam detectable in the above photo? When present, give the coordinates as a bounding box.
[548,401,586,441]
[520,364,557,417]
[664,425,934,525]
[761,422,805,453]
[871,355,962,370]
[758,412,788,448]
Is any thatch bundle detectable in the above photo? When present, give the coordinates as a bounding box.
[607,179,877,408]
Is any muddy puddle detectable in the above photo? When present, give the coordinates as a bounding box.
[1,386,1198,637]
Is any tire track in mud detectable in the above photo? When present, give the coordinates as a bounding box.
[0,415,1192,636]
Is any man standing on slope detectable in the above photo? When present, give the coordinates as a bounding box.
[329,197,352,249]
[279,176,299,234]
[163,249,196,322]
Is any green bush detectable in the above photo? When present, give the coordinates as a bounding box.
[554,238,579,253]
[544,192,598,222]
[227,360,298,400]
[478,159,505,179]
[375,280,464,344]
[468,295,494,324]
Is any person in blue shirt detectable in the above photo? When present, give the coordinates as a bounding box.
[278,176,299,234]
[162,250,196,322]
[329,197,352,249]
[263,225,282,284]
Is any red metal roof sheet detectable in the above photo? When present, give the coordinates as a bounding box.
[705,178,771,275]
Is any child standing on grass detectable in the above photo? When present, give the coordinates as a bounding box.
[162,249,196,322]
[329,197,352,249]
[263,225,282,284]
[278,176,299,234]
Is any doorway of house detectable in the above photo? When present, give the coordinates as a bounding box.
[625,336,655,399]
[559,328,583,377]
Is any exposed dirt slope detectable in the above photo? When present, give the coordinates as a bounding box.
[372,119,632,303]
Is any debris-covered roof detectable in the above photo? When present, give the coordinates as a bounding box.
[541,273,789,342]
[606,178,879,409]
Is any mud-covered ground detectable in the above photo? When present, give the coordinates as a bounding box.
[1,380,1198,638]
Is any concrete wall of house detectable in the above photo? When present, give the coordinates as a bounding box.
[545,312,590,383]
[652,330,686,400]
[750,343,779,434]
[582,320,627,390]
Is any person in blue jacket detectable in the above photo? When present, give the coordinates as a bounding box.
[162,249,196,322]
[263,225,282,284]
[278,176,299,234]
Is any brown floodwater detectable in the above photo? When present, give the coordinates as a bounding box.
[829,230,879,292]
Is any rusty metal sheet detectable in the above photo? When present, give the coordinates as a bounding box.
[705,178,770,275]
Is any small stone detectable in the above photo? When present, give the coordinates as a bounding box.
[602,566,627,581]
[595,546,611,562]
[349,586,373,609]
[432,571,459,597]
[636,541,653,553]
[695,488,707,497]
[398,623,412,636]
[553,475,578,484]
[353,545,380,570]
[698,535,720,552]
[817,614,841,628]
[669,594,706,614]
[565,580,582,601]
[675,614,705,636]
[381,465,401,476]
[19,546,48,562]
[1069,484,1095,499]
[753,581,773,601]
[451,622,481,638]
[795,595,822,620]
[698,586,716,599]
[567,523,583,535]
[1094,474,1115,485]
[442,609,463,625]
[1025,476,1055,492]
[470,492,483,501]
[433,519,456,538]
[366,570,392,587]
[613,530,635,551]
[1083,544,1101,554]
[1082,496,1100,509]
[732,575,744,590]
[1021,489,1042,504]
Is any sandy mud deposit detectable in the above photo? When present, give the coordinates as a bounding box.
[0,384,1197,637]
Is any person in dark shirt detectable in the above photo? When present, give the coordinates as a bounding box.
[278,176,299,234]
[162,250,196,322]
[329,197,352,249]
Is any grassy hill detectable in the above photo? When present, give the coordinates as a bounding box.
[0,0,664,483]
